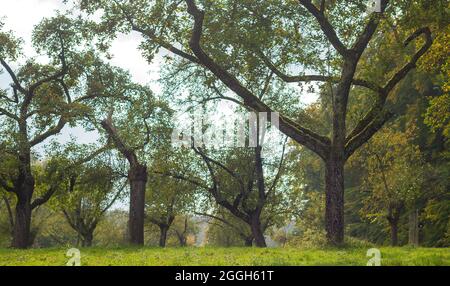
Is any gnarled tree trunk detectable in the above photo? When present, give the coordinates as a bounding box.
[128,164,147,245]
[325,157,345,246]
[158,225,169,247]
[12,192,32,248]
[250,215,266,247]
[81,231,94,247]
[389,220,399,246]
[11,169,34,249]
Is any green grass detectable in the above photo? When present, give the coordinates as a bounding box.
[0,247,448,266]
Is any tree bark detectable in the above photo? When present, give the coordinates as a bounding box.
[128,164,147,246]
[244,236,253,247]
[408,209,419,247]
[250,215,266,247]
[389,220,399,246]
[177,235,187,247]
[82,232,94,247]
[159,225,169,247]
[325,157,345,246]
[11,176,34,249]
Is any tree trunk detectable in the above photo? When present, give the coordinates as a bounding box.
[408,209,419,247]
[159,225,169,247]
[325,158,345,246]
[128,164,147,246]
[244,236,253,247]
[178,236,187,247]
[176,232,187,246]
[11,180,33,249]
[82,232,93,247]
[250,215,266,247]
[389,220,399,246]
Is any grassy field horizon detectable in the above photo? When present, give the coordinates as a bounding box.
[0,247,448,266]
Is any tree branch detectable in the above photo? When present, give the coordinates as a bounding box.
[100,113,138,166]
[351,2,387,56]
[0,107,19,121]
[345,27,433,159]
[258,50,384,93]
[345,109,394,159]
[383,27,433,94]
[2,194,14,229]
[30,116,66,146]
[298,0,349,57]
[0,58,26,94]
[267,137,288,195]
[185,0,330,159]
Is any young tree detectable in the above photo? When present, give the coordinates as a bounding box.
[164,137,288,247]
[171,216,198,247]
[51,149,126,247]
[77,0,434,244]
[357,125,425,246]
[199,208,254,247]
[147,148,196,247]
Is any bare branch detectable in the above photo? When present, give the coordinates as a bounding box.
[0,107,19,121]
[154,171,209,190]
[0,59,26,94]
[258,51,384,93]
[383,27,433,94]
[112,0,200,65]
[267,137,288,195]
[345,109,394,159]
[101,114,138,166]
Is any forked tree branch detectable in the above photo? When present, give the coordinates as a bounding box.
[185,0,330,159]
[345,27,433,159]
[298,0,349,57]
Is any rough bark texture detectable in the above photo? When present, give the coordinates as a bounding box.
[389,220,399,246]
[408,209,420,246]
[128,164,147,245]
[244,237,254,247]
[250,214,267,247]
[12,190,32,248]
[81,232,94,247]
[325,159,345,245]
[11,156,35,249]
[159,225,169,247]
